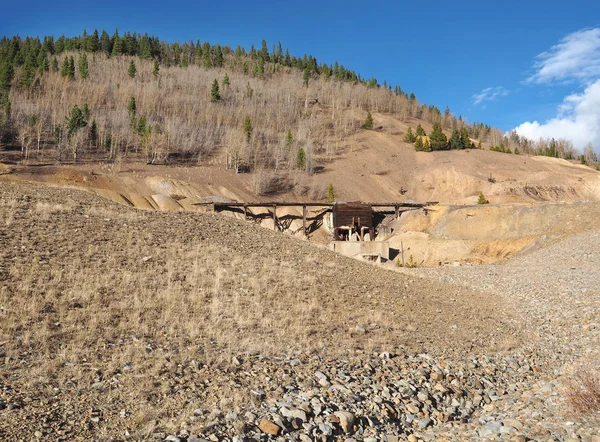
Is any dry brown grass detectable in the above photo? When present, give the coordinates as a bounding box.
[566,370,600,416]
[0,183,524,437]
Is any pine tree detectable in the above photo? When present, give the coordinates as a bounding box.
[459,126,471,149]
[51,57,59,72]
[296,147,306,170]
[416,124,426,136]
[246,82,253,98]
[153,59,159,78]
[67,56,75,80]
[89,119,98,147]
[61,57,69,77]
[65,105,87,137]
[403,127,416,143]
[127,96,136,123]
[326,183,335,203]
[429,122,448,151]
[285,129,293,148]
[449,128,461,150]
[222,73,230,88]
[414,136,424,151]
[303,67,310,87]
[243,115,252,143]
[211,79,221,102]
[78,53,89,79]
[128,59,137,78]
[362,111,374,130]
[111,30,122,56]
[477,192,489,204]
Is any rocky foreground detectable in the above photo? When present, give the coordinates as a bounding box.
[0,182,599,441]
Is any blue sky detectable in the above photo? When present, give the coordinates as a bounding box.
[3,0,600,148]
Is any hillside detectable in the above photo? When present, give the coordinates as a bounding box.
[1,182,599,441]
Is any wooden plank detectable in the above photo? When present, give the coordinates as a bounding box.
[272,204,277,231]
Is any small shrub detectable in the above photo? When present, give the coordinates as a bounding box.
[477,192,489,204]
[362,111,374,130]
[566,370,600,416]
[398,254,418,268]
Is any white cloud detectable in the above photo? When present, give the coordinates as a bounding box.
[513,28,600,150]
[527,27,600,84]
[514,79,600,148]
[472,86,509,106]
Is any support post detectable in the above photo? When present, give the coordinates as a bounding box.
[303,205,307,236]
[401,241,405,266]
[273,204,277,231]
[395,205,399,218]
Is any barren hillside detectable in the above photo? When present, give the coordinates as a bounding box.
[1,182,599,441]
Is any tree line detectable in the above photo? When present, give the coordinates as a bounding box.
[1,28,591,177]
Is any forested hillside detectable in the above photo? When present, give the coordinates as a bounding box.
[0,29,591,172]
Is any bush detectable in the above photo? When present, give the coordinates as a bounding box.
[566,370,600,416]
[477,192,489,204]
[362,111,373,130]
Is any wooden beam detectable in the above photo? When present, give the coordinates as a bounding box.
[272,204,277,231]
[302,205,307,236]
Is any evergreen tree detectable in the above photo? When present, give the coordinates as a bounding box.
[89,119,98,147]
[78,53,89,80]
[128,59,137,78]
[449,128,462,150]
[326,183,335,203]
[362,111,374,130]
[477,192,489,205]
[222,73,230,88]
[459,126,472,149]
[416,124,426,136]
[210,78,221,102]
[51,57,59,72]
[111,30,123,56]
[67,56,75,80]
[254,58,264,78]
[296,147,306,170]
[100,30,112,55]
[403,127,416,143]
[246,81,253,98]
[303,67,310,87]
[260,39,269,62]
[429,122,448,151]
[88,29,100,52]
[414,136,426,152]
[285,129,293,148]
[153,59,159,78]
[60,57,69,77]
[243,115,253,143]
[127,96,136,123]
[65,105,87,137]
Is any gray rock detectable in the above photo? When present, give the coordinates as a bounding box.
[417,417,433,429]
[478,421,503,437]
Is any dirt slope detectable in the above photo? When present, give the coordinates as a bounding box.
[388,200,600,265]
[0,182,524,439]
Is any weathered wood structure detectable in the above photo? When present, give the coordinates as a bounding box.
[209,200,437,239]
[332,202,374,241]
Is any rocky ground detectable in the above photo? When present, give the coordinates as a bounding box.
[0,182,599,441]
